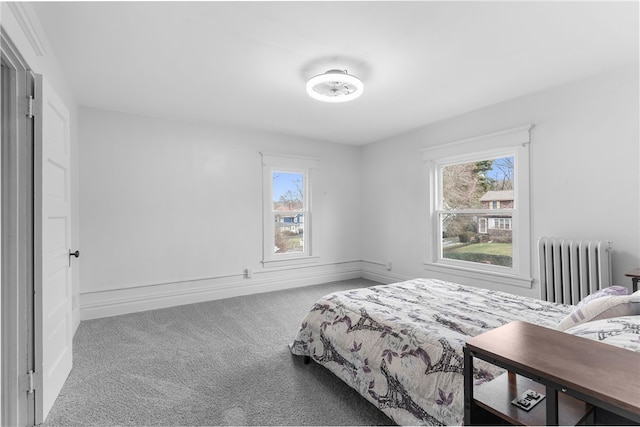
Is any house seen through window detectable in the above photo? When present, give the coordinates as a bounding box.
[439,155,515,268]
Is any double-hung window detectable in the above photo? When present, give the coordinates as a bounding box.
[423,126,533,288]
[261,153,319,266]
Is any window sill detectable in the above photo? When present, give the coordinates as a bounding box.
[262,255,320,269]
[422,261,533,288]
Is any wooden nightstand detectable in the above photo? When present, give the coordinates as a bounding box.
[463,321,640,425]
[626,268,640,292]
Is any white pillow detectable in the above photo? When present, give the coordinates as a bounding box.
[575,285,628,308]
[564,316,640,352]
[556,291,640,331]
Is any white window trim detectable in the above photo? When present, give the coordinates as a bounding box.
[422,125,533,288]
[261,152,319,268]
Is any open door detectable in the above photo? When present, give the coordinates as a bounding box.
[34,76,73,423]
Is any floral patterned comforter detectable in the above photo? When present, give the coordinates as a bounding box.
[290,278,572,426]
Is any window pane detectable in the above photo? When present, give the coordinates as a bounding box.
[442,156,514,209]
[441,213,512,267]
[273,172,304,211]
[274,213,304,254]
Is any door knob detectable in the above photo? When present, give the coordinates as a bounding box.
[68,250,79,267]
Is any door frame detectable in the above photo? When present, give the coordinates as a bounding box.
[1,28,37,427]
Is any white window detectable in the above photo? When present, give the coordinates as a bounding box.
[492,218,512,230]
[423,126,533,288]
[261,153,319,267]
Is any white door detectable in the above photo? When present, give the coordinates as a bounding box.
[37,78,73,421]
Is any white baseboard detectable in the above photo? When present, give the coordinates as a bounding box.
[80,261,362,320]
[360,268,412,285]
[360,263,410,284]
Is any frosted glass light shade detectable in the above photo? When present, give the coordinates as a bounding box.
[306,69,364,103]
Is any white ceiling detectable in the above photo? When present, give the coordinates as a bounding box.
[33,1,639,145]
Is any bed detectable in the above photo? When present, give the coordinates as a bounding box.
[289,278,639,426]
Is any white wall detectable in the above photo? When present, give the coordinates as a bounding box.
[361,65,640,298]
[78,108,363,319]
[80,65,639,316]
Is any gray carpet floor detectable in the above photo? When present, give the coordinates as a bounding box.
[44,278,395,426]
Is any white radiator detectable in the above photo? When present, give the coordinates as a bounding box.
[537,237,612,305]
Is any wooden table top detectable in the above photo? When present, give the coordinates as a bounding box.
[625,268,640,278]
[466,321,640,418]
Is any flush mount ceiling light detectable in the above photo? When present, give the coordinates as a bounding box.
[306,69,364,103]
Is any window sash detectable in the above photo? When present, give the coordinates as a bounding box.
[434,151,518,273]
[273,210,307,255]
[435,208,514,215]
[436,212,515,266]
[271,170,308,257]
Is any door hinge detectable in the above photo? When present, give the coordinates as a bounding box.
[27,370,35,394]
[27,96,34,119]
